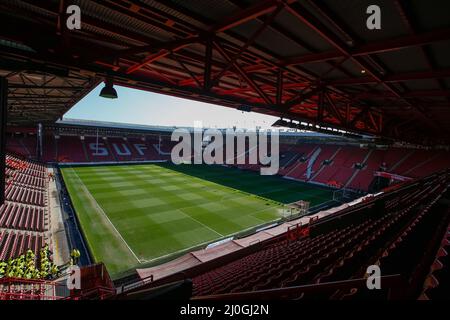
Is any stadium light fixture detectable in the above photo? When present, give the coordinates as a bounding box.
[99,78,118,99]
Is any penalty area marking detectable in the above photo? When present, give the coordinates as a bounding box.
[66,166,283,265]
[69,167,142,264]
[141,209,280,264]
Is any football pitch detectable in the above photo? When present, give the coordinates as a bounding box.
[61,163,334,278]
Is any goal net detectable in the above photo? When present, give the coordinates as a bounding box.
[332,189,348,201]
[282,200,310,220]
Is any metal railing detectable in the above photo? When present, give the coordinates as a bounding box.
[192,274,404,300]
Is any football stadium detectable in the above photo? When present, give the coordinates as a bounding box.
[62,162,334,277]
[0,0,450,304]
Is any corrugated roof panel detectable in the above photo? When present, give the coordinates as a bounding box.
[181,45,226,66]
[142,0,208,30]
[426,96,447,102]
[76,0,175,42]
[4,0,57,19]
[230,19,309,57]
[0,39,35,53]
[80,22,145,47]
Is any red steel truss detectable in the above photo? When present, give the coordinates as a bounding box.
[0,1,449,144]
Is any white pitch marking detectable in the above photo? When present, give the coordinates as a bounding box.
[69,167,142,263]
[176,209,224,237]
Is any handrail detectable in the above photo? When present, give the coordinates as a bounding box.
[192,274,404,300]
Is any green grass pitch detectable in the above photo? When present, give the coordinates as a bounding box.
[61,163,334,279]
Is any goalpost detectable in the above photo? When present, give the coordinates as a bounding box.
[282,200,310,220]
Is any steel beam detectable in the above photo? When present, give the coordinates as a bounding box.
[125,41,193,74]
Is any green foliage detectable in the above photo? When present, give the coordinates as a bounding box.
[0,245,59,280]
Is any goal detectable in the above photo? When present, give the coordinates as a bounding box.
[282,200,310,220]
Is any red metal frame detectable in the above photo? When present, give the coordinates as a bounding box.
[0,1,449,144]
[0,277,67,300]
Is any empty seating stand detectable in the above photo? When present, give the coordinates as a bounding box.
[1,153,50,261]
[421,214,450,300]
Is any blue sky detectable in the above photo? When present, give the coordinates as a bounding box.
[64,84,279,129]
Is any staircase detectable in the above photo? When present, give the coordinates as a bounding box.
[310,147,342,181]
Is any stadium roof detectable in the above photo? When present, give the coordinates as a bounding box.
[1,0,450,144]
